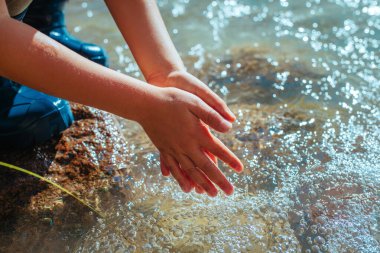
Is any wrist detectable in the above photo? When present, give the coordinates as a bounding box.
[145,67,187,87]
[132,85,166,124]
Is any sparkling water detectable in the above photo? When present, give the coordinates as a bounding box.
[68,0,379,252]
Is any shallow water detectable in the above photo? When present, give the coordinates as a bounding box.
[9,0,380,252]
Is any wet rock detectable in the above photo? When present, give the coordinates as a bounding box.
[0,103,130,252]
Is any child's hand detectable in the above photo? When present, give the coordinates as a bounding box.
[147,70,236,190]
[137,87,243,196]
[147,70,236,122]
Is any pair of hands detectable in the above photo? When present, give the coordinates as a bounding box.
[138,70,243,197]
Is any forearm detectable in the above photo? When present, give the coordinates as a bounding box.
[0,17,155,121]
[105,0,185,81]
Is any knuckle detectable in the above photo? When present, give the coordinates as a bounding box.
[192,96,203,108]
[166,88,185,105]
[166,87,177,98]
[206,109,218,125]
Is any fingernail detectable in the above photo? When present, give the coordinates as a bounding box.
[228,108,236,120]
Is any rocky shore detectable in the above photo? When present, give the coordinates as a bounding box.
[0,103,130,252]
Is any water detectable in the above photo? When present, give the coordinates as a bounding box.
[9,0,380,252]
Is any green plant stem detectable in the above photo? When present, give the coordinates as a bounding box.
[0,161,104,218]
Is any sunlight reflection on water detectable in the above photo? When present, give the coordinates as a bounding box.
[66,0,380,252]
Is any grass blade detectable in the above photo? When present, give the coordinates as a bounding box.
[0,161,104,218]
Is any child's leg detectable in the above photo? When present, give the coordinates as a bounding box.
[0,78,74,149]
[23,0,108,66]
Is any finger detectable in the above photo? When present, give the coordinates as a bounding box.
[165,154,193,193]
[166,156,197,190]
[178,155,218,197]
[160,154,171,176]
[179,76,236,122]
[205,136,244,173]
[182,170,197,190]
[191,149,234,195]
[190,98,232,133]
[195,185,205,194]
[205,149,217,165]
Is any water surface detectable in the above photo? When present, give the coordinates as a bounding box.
[14,0,380,252]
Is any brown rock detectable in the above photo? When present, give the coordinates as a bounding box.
[0,103,130,252]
